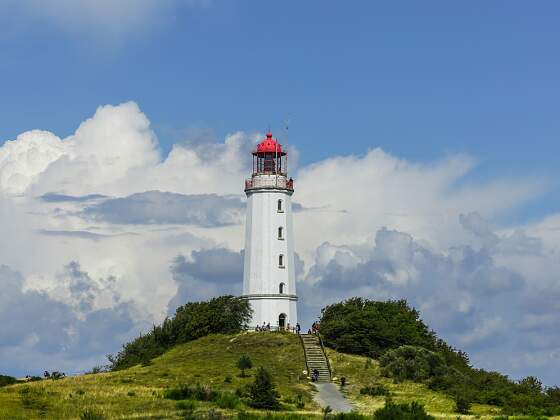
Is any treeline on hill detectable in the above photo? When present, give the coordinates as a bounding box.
[320,298,560,416]
[108,295,252,370]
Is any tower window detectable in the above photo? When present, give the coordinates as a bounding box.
[278,226,284,239]
[277,199,283,212]
[279,282,285,294]
[278,254,284,267]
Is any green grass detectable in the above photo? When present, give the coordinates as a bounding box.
[325,349,556,420]
[0,332,553,419]
[0,332,316,419]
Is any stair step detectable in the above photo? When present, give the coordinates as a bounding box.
[300,335,331,383]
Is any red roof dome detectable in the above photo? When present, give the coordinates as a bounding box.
[256,132,284,154]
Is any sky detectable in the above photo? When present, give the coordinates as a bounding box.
[0,1,559,386]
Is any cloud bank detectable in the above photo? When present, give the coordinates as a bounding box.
[0,101,558,386]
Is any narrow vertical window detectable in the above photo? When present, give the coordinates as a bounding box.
[279,254,284,267]
[278,226,283,239]
[277,199,283,212]
[279,283,285,294]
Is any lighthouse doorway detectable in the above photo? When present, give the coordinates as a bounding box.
[278,313,287,329]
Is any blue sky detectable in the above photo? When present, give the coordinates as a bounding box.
[0,1,559,385]
[1,1,559,165]
[2,1,559,222]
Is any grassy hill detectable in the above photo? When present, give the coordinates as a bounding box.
[0,332,555,419]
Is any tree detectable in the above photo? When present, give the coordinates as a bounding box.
[454,394,471,414]
[247,367,280,409]
[237,355,253,377]
[320,298,436,358]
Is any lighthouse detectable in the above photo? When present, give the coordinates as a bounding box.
[242,131,298,330]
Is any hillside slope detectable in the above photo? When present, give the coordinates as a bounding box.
[0,333,313,419]
[0,332,535,419]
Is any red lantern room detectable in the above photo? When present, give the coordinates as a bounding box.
[252,132,287,175]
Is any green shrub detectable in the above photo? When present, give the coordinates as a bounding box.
[295,393,305,409]
[374,400,434,420]
[164,386,187,400]
[127,390,136,397]
[80,408,106,420]
[224,375,232,383]
[164,383,218,402]
[176,399,197,411]
[247,367,280,409]
[360,384,390,397]
[380,345,446,383]
[237,355,253,377]
[332,412,369,420]
[0,374,19,387]
[454,394,471,414]
[216,392,240,409]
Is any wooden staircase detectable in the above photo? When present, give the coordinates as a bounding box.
[300,334,331,382]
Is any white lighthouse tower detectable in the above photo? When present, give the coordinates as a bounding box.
[242,131,297,330]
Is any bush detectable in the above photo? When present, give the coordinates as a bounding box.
[295,393,305,409]
[216,392,240,409]
[164,383,218,402]
[80,409,106,420]
[176,399,197,411]
[454,394,471,414]
[380,345,446,383]
[237,355,253,377]
[360,384,390,397]
[373,400,434,420]
[332,412,369,420]
[0,375,19,387]
[246,367,280,409]
[108,295,252,370]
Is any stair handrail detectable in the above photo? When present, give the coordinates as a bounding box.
[299,334,311,377]
[316,333,333,379]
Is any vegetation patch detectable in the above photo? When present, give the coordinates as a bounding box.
[108,295,252,370]
[359,384,390,397]
[321,297,560,417]
[373,400,434,420]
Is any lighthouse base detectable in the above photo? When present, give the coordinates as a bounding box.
[242,294,298,331]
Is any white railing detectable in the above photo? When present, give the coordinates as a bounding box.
[245,174,294,190]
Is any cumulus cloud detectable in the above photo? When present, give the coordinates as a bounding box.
[169,248,243,312]
[0,265,139,375]
[0,130,64,196]
[298,217,560,385]
[0,101,558,386]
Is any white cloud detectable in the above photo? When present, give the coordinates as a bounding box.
[0,101,559,386]
[0,130,64,195]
